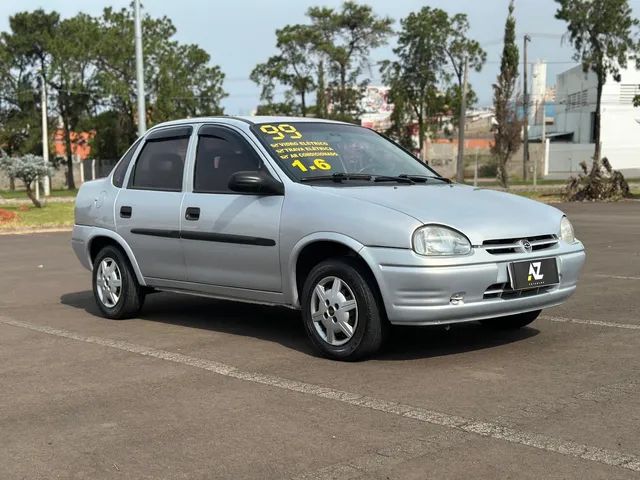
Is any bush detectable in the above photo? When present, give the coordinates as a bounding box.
[565,157,630,201]
[0,154,50,208]
[478,161,498,178]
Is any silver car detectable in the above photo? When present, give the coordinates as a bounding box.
[72,116,586,360]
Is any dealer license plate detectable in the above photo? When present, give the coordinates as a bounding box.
[509,258,559,290]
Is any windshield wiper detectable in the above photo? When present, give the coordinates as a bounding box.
[373,175,415,184]
[300,173,372,183]
[399,174,452,184]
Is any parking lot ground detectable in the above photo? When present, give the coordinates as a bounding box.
[1,201,639,479]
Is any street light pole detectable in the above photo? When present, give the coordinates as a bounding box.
[456,54,469,184]
[134,0,146,136]
[522,34,531,182]
[40,75,50,196]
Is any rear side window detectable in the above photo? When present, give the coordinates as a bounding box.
[112,138,142,188]
[130,131,190,192]
[194,127,263,193]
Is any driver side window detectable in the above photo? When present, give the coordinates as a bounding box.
[194,126,263,193]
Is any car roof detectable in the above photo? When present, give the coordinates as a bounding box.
[149,115,351,131]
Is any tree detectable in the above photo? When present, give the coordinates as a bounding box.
[0,154,49,207]
[79,110,130,161]
[555,0,640,162]
[0,53,43,158]
[444,14,486,125]
[385,90,416,152]
[0,6,227,190]
[309,2,392,121]
[381,7,451,160]
[49,13,101,189]
[94,7,226,145]
[0,10,55,186]
[492,0,521,188]
[251,25,316,116]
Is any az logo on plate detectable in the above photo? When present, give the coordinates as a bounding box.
[528,262,544,282]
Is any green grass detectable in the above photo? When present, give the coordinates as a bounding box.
[510,190,565,203]
[0,203,74,230]
[0,188,78,199]
[511,185,640,203]
[471,178,568,187]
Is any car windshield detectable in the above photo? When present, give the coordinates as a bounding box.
[253,122,440,183]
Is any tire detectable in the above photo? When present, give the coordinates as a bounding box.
[301,257,388,361]
[480,310,541,330]
[92,245,145,319]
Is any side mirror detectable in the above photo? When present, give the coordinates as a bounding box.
[228,171,284,195]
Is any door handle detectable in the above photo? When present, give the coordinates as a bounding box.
[120,206,132,218]
[185,207,200,221]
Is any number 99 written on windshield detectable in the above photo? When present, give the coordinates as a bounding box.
[260,124,302,141]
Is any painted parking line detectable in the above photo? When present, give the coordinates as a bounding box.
[591,274,640,281]
[1,316,639,474]
[542,315,640,330]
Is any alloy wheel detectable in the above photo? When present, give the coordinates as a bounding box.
[310,276,358,346]
[95,257,122,308]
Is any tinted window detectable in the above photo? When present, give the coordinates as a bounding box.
[194,128,263,193]
[112,138,142,188]
[130,136,189,191]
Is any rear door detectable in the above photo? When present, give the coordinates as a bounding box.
[181,125,283,292]
[115,126,192,281]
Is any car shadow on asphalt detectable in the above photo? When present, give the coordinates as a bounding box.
[60,290,539,361]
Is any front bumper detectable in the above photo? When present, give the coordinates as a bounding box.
[361,242,585,325]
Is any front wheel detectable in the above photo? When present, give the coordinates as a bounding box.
[92,245,145,319]
[301,257,388,361]
[480,310,541,330]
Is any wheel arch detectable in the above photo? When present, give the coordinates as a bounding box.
[86,229,146,286]
[289,233,381,309]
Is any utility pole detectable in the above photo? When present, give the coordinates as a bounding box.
[456,55,469,183]
[536,94,546,188]
[40,75,50,196]
[522,34,531,182]
[134,0,146,136]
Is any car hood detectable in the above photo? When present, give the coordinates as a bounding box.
[320,183,564,245]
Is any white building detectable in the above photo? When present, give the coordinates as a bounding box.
[550,63,640,176]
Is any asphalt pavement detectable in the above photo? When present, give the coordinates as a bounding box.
[1,201,639,479]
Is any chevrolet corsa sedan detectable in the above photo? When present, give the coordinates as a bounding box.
[72,116,586,360]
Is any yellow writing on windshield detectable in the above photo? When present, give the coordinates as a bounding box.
[260,124,302,141]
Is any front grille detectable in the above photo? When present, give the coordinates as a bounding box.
[483,282,554,300]
[481,234,558,255]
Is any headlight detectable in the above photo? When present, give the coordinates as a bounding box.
[413,225,471,256]
[560,216,576,243]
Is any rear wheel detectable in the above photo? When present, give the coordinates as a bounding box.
[92,245,145,319]
[480,310,541,330]
[301,257,387,361]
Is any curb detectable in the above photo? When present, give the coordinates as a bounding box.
[0,227,73,236]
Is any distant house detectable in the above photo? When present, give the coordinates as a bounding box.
[53,130,93,161]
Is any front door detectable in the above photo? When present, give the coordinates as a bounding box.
[115,126,192,281]
[181,125,283,292]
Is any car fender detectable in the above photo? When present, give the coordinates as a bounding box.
[287,232,368,308]
[82,226,147,286]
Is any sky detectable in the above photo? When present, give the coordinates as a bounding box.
[2,0,639,114]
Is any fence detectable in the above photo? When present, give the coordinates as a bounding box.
[425,141,545,181]
[0,158,117,191]
[545,144,594,179]
[79,158,118,182]
[545,143,640,179]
